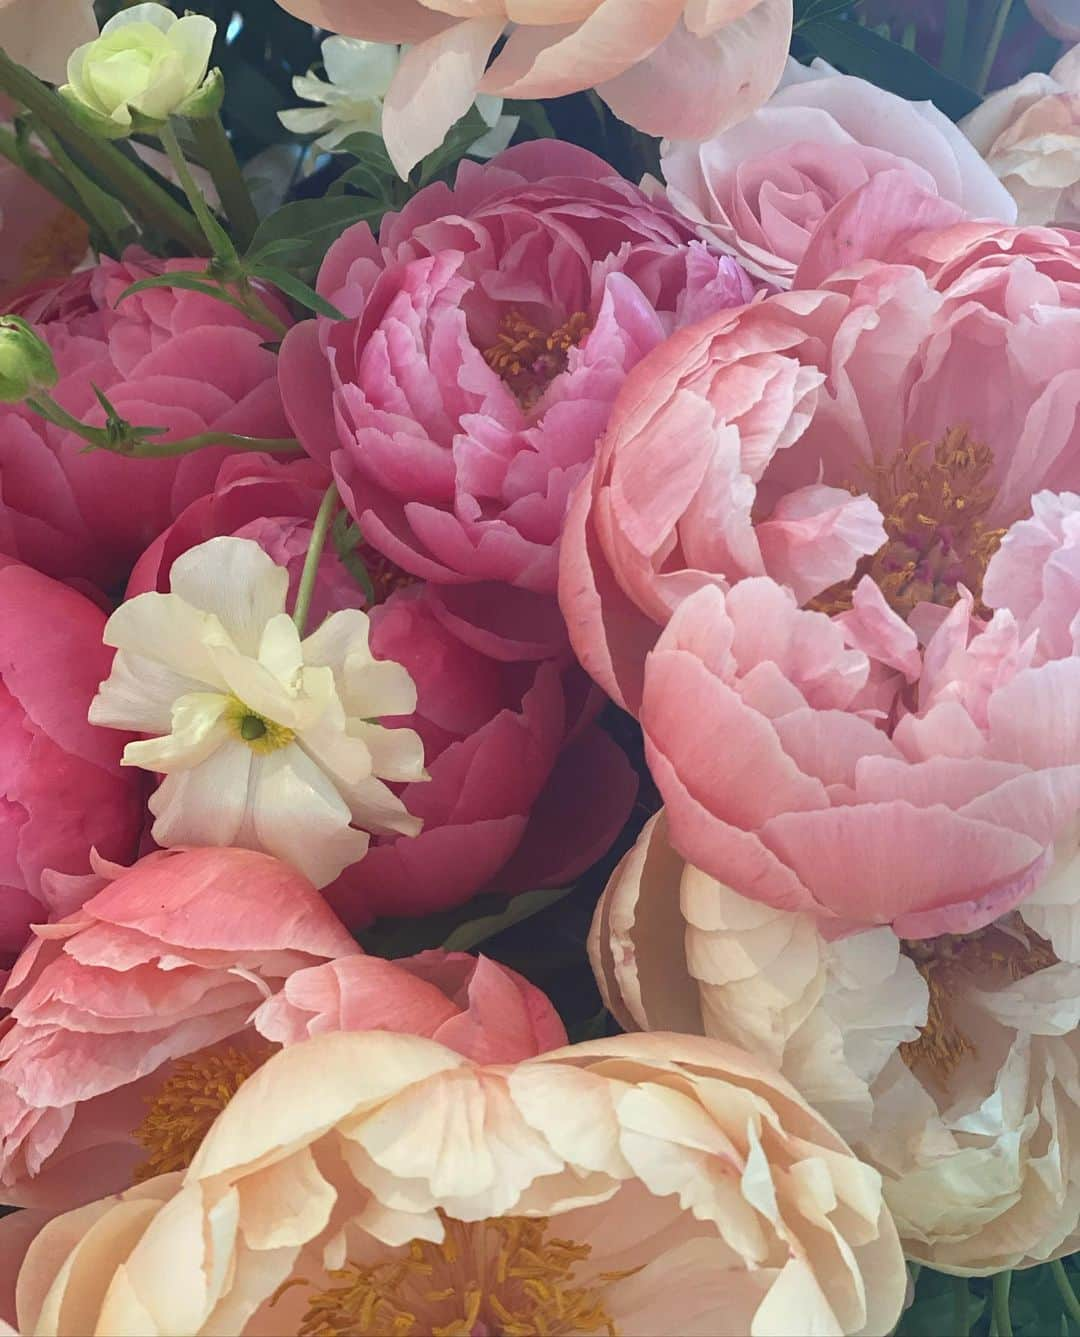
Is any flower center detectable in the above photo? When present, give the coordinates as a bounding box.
[483,308,593,409]
[283,1215,627,1337]
[813,426,1005,619]
[224,696,296,754]
[899,914,1057,1078]
[131,1046,265,1182]
[15,209,89,290]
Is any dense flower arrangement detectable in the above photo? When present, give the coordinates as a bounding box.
[0,2,1079,1334]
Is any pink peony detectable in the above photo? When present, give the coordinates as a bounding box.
[562,174,1080,937]
[0,846,360,1209]
[0,253,290,594]
[660,56,1015,287]
[280,142,755,658]
[0,560,143,973]
[273,0,793,178]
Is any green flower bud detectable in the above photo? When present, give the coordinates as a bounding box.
[0,318,58,405]
[60,3,218,139]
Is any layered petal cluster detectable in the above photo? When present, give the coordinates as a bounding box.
[962,44,1080,227]
[90,536,427,888]
[661,56,1015,286]
[280,142,754,657]
[0,846,358,1208]
[562,180,1080,936]
[592,811,1080,1272]
[0,253,290,593]
[6,1030,907,1336]
[273,0,793,177]
[0,561,143,972]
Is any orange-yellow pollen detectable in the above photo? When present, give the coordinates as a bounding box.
[132,1046,265,1182]
[282,1214,632,1337]
[483,308,593,409]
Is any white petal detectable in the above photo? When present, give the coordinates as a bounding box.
[322,36,399,95]
[169,537,288,658]
[259,613,304,686]
[279,106,338,134]
[102,3,176,35]
[101,592,227,687]
[89,650,208,734]
[299,714,374,789]
[123,694,231,774]
[345,656,418,719]
[337,771,423,838]
[169,13,215,87]
[303,608,372,673]
[350,720,427,784]
[149,745,255,850]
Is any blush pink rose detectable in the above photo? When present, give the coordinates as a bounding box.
[0,561,143,974]
[562,174,1080,938]
[660,56,1015,287]
[0,253,291,594]
[273,0,793,178]
[253,949,567,1063]
[0,846,359,1210]
[280,142,754,659]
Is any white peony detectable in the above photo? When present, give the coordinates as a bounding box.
[89,536,427,888]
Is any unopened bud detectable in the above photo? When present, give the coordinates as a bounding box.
[0,318,58,404]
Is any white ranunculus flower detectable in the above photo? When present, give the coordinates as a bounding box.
[89,537,427,888]
[591,810,1080,1274]
[0,0,97,84]
[279,35,517,160]
[61,2,217,134]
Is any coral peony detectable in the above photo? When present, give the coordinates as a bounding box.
[661,57,1015,287]
[272,0,793,178]
[562,175,1080,937]
[962,44,1080,227]
[0,0,97,84]
[0,159,87,304]
[0,560,143,973]
[592,811,1080,1272]
[280,142,754,657]
[0,846,358,1209]
[9,1029,906,1336]
[0,252,290,594]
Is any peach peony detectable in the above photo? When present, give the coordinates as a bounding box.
[561,175,1080,937]
[962,44,1080,227]
[591,811,1080,1272]
[272,0,793,178]
[7,1029,906,1336]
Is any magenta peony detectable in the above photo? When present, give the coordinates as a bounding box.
[280,142,754,658]
[0,253,290,594]
[561,174,1080,938]
[0,559,143,974]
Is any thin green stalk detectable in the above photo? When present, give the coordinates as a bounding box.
[1052,1260,1080,1327]
[131,433,301,459]
[0,48,205,253]
[159,120,230,256]
[977,0,1015,93]
[30,122,130,253]
[992,1271,1014,1337]
[0,126,87,221]
[942,0,969,80]
[952,1277,970,1337]
[293,484,340,636]
[189,114,258,250]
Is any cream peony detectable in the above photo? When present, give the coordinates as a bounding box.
[0,0,97,84]
[7,1030,907,1336]
[962,44,1080,227]
[592,812,1080,1273]
[89,536,427,888]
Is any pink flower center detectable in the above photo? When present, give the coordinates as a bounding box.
[482,308,593,410]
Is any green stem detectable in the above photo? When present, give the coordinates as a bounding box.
[130,433,301,459]
[0,126,87,222]
[0,48,205,254]
[293,484,340,636]
[992,1271,1014,1337]
[942,0,969,80]
[159,119,232,258]
[26,393,106,440]
[189,114,258,250]
[30,122,130,253]
[1052,1260,1080,1327]
[952,1277,970,1337]
[976,0,1015,93]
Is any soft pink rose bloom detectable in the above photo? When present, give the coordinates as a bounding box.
[280,141,755,658]
[0,846,359,1209]
[1029,0,1080,40]
[660,57,1015,287]
[962,45,1080,226]
[254,949,567,1063]
[0,561,143,974]
[562,176,1080,936]
[0,253,290,593]
[0,0,96,83]
[8,1029,906,1337]
[273,0,792,178]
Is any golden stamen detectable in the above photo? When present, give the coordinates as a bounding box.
[223,696,296,754]
[483,308,593,409]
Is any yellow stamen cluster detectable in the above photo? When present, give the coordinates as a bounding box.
[286,1214,626,1337]
[483,308,593,408]
[132,1046,265,1182]
[223,696,296,754]
[900,915,1057,1078]
[812,426,1006,618]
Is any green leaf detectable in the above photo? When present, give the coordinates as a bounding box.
[116,272,232,305]
[331,512,376,603]
[358,886,572,959]
[442,886,573,953]
[800,16,981,121]
[417,105,490,186]
[247,264,345,320]
[245,196,383,274]
[504,99,556,140]
[332,130,395,181]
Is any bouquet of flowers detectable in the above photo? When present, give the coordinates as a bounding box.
[1,0,1080,1333]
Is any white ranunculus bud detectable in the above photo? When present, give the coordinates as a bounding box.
[60,2,217,137]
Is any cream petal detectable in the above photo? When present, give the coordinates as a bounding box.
[148,745,255,850]
[122,693,230,774]
[168,537,289,658]
[100,594,227,689]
